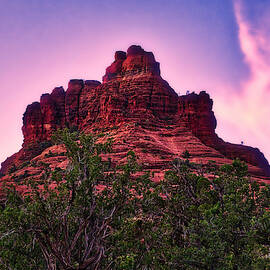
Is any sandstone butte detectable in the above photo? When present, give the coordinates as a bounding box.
[1,45,270,189]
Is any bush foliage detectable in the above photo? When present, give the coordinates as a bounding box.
[0,129,270,269]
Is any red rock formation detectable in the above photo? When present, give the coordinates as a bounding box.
[40,87,66,140]
[22,102,43,146]
[122,45,160,76]
[1,45,269,180]
[102,45,160,83]
[22,87,66,146]
[65,79,84,128]
[177,91,217,145]
[50,86,66,127]
[176,91,270,175]
[102,51,126,82]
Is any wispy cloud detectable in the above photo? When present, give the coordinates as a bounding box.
[215,0,270,161]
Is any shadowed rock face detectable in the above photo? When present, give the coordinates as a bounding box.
[65,79,84,128]
[1,45,270,180]
[22,102,43,145]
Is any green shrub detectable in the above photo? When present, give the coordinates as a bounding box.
[181,149,191,159]
[8,164,17,174]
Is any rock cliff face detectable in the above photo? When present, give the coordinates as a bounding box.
[1,45,270,181]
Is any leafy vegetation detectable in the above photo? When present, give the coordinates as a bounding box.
[8,164,17,175]
[181,150,191,159]
[159,159,270,269]
[0,129,270,269]
[18,161,30,170]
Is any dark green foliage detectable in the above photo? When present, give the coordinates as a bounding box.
[30,160,37,167]
[13,170,30,183]
[0,129,155,269]
[8,164,17,174]
[159,159,270,269]
[1,129,270,270]
[18,161,30,170]
[111,126,119,130]
[44,150,54,158]
[68,125,79,133]
[181,150,191,159]
[44,150,65,158]
[38,140,53,150]
[102,159,270,269]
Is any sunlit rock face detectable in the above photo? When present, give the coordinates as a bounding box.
[1,45,269,181]
[102,45,160,83]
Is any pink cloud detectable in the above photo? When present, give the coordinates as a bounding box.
[215,0,270,161]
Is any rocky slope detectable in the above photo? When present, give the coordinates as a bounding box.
[1,45,270,184]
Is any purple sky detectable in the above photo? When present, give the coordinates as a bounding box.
[0,0,269,165]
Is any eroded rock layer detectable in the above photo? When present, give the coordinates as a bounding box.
[1,45,269,181]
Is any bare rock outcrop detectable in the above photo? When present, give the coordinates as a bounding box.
[1,45,269,180]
